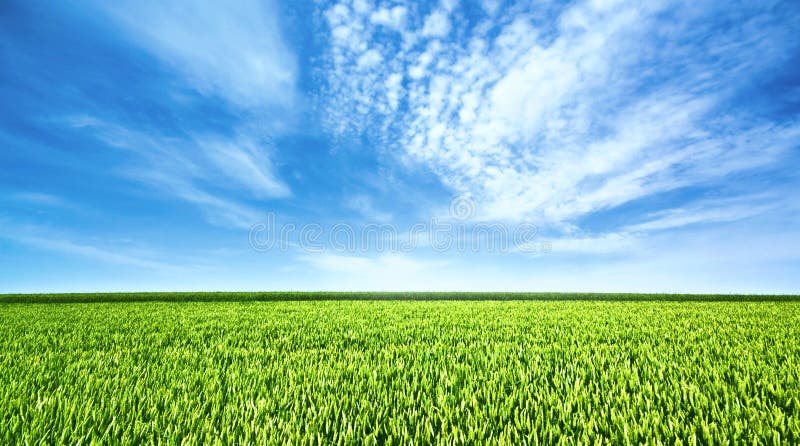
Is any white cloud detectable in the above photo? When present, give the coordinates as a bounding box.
[420,10,451,38]
[370,6,407,31]
[0,220,187,273]
[624,194,780,232]
[57,1,299,231]
[128,170,265,230]
[197,136,290,199]
[64,116,284,229]
[357,49,383,69]
[93,0,296,109]
[441,0,460,13]
[346,194,392,221]
[480,0,501,16]
[521,189,796,258]
[318,0,800,230]
[7,192,66,207]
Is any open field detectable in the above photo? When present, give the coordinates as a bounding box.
[2,294,799,444]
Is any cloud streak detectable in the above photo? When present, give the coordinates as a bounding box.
[90,0,296,109]
[623,193,783,233]
[0,219,187,273]
[64,116,283,229]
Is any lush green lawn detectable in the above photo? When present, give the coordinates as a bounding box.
[1,296,799,444]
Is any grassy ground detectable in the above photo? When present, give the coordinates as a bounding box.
[1,295,799,444]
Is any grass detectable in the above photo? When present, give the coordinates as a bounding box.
[1,294,799,444]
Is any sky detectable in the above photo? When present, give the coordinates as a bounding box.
[1,0,799,293]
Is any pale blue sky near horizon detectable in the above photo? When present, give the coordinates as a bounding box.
[1,0,799,293]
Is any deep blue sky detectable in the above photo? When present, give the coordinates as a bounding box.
[1,0,799,293]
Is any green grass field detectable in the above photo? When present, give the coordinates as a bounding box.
[2,294,799,444]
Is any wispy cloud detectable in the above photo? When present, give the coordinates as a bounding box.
[90,0,296,109]
[346,193,392,221]
[0,219,187,273]
[522,192,789,254]
[64,116,283,229]
[7,192,68,208]
[193,136,290,199]
[319,0,800,227]
[624,193,781,233]
[126,170,266,230]
[51,1,299,230]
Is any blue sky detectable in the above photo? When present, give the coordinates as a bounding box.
[1,0,799,293]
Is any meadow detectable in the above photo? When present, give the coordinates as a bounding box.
[1,294,799,444]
